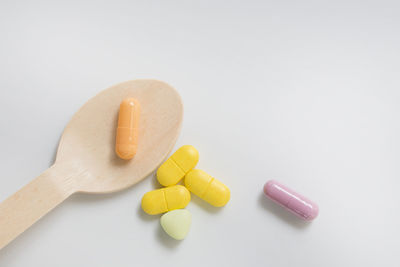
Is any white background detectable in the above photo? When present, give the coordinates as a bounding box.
[0,1,399,266]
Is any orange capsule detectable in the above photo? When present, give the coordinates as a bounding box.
[115,98,140,159]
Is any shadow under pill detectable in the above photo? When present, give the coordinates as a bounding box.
[258,193,311,229]
[151,174,164,189]
[137,204,158,222]
[191,195,222,214]
[156,224,181,249]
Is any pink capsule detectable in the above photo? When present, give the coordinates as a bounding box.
[263,180,319,221]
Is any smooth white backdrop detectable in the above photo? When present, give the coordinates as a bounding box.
[0,1,399,266]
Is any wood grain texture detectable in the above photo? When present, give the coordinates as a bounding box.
[0,79,183,249]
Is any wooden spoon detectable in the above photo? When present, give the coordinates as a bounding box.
[0,79,183,249]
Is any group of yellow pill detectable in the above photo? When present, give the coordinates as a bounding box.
[114,98,230,240]
[141,145,231,240]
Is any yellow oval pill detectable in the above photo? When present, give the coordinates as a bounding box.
[141,185,191,215]
[185,169,230,207]
[157,145,199,186]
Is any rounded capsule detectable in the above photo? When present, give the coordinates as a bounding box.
[185,169,230,207]
[160,209,192,240]
[263,180,319,221]
[141,185,191,215]
[157,145,199,186]
[115,98,140,160]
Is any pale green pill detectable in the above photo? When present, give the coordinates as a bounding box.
[160,209,192,240]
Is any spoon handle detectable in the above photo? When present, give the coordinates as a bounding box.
[0,164,76,249]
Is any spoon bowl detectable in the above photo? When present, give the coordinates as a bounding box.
[0,79,183,249]
[57,79,183,193]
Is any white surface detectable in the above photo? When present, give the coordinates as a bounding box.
[0,0,399,266]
